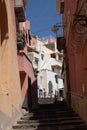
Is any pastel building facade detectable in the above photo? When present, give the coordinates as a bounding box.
[17,20,38,110]
[27,37,64,98]
[0,0,22,129]
[57,0,87,123]
[0,0,38,130]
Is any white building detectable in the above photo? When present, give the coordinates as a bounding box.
[27,36,64,98]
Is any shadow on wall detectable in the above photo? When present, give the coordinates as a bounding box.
[20,74,38,111]
[0,1,9,45]
[20,72,26,89]
[27,76,32,110]
[31,79,38,109]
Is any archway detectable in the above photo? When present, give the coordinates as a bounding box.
[48,81,53,97]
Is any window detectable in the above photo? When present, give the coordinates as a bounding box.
[41,54,44,60]
[55,75,58,83]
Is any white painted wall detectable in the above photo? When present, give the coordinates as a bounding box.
[38,69,64,97]
[46,70,58,96]
[27,38,64,98]
[46,70,63,96]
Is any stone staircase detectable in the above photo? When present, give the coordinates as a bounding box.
[12,98,87,130]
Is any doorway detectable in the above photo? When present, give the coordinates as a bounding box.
[28,77,32,109]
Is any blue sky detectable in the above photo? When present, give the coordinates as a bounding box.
[26,0,63,39]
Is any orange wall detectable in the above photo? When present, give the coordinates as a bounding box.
[0,0,21,117]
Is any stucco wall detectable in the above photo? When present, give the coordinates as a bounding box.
[63,0,87,123]
[63,0,87,96]
[18,53,38,109]
[0,1,22,129]
[39,69,63,97]
[71,94,87,124]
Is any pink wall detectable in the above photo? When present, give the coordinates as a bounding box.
[63,0,87,95]
[30,36,37,46]
[16,0,25,7]
[48,38,55,43]
[19,20,30,31]
[19,20,31,52]
[18,18,38,109]
[18,53,38,109]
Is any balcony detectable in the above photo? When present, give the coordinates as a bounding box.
[17,31,26,50]
[14,0,26,22]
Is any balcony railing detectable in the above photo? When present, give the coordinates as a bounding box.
[14,0,26,22]
[17,31,26,50]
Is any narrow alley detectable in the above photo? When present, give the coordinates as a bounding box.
[1,0,87,130]
[12,98,87,130]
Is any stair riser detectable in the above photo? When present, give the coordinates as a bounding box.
[12,101,87,130]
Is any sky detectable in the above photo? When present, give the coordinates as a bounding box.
[26,0,63,39]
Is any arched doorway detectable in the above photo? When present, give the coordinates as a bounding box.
[48,81,53,97]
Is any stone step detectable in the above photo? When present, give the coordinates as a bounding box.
[29,108,74,113]
[12,124,87,130]
[21,113,79,120]
[13,119,85,129]
[38,98,66,105]
[17,119,84,125]
[20,116,81,122]
[12,100,87,130]
[33,125,87,130]
[23,111,78,118]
